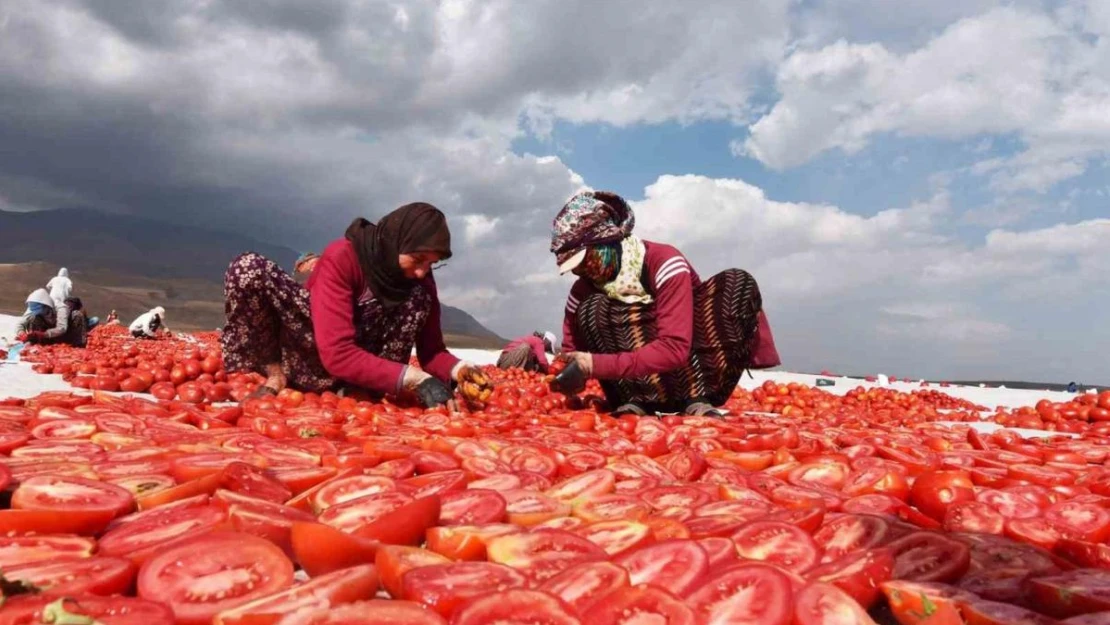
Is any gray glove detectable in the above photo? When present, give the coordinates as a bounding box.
[415,377,454,408]
[549,360,587,395]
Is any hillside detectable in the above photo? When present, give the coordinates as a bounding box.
[0,209,506,347]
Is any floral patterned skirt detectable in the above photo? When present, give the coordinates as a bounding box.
[221,252,432,393]
[574,268,763,412]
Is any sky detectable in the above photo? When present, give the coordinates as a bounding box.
[1,0,1108,383]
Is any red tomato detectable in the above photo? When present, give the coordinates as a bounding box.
[0,508,118,536]
[539,561,629,616]
[909,470,976,522]
[0,534,95,568]
[807,548,895,608]
[732,521,822,574]
[6,556,135,596]
[793,581,880,625]
[1045,501,1110,543]
[400,562,527,617]
[944,502,1006,535]
[591,586,696,625]
[880,580,973,625]
[318,491,414,534]
[1026,569,1110,618]
[612,539,709,596]
[486,529,606,583]
[959,598,1064,625]
[576,520,655,556]
[886,532,971,583]
[439,489,507,525]
[685,563,793,625]
[813,514,892,563]
[0,596,175,625]
[11,474,134,518]
[272,600,447,625]
[220,462,293,504]
[137,531,294,625]
[375,546,452,599]
[214,564,378,625]
[290,522,380,578]
[449,589,579,625]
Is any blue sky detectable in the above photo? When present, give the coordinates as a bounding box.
[1,0,1108,383]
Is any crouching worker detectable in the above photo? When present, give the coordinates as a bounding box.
[549,190,780,417]
[220,202,491,409]
[498,331,557,373]
[16,288,90,347]
[130,307,167,339]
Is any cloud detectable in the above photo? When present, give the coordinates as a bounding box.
[743,4,1110,195]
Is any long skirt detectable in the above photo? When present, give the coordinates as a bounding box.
[497,344,541,372]
[574,268,763,412]
[221,252,432,393]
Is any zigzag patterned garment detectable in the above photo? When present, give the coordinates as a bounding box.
[575,268,763,412]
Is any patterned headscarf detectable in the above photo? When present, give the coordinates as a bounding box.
[550,191,635,266]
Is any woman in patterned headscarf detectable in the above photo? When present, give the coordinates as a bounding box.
[221,203,489,409]
[550,190,780,416]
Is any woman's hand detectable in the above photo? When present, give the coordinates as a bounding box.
[563,352,594,378]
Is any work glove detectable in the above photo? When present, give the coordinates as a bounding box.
[415,378,454,409]
[550,358,588,395]
[453,362,492,404]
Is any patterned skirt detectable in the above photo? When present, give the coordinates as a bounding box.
[497,344,541,372]
[575,268,762,412]
[221,252,432,393]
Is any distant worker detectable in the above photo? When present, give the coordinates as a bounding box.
[104,310,120,326]
[498,331,557,373]
[1068,381,1079,393]
[548,190,780,417]
[15,288,89,347]
[130,306,167,339]
[45,268,72,303]
[292,252,321,285]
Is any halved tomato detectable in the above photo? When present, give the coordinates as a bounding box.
[290,522,380,577]
[400,561,527,617]
[448,590,580,625]
[6,556,135,596]
[137,531,295,625]
[98,503,228,565]
[732,521,822,574]
[0,596,175,625]
[272,599,446,625]
[214,564,379,625]
[807,548,895,608]
[685,563,793,625]
[813,514,891,563]
[11,474,134,518]
[318,491,414,534]
[539,561,629,616]
[220,462,292,504]
[591,585,696,625]
[309,475,398,513]
[486,529,606,583]
[439,489,506,525]
[886,532,971,583]
[0,535,95,568]
[794,581,879,625]
[612,539,709,596]
[375,546,452,599]
[958,598,1062,625]
[425,524,521,561]
[575,520,654,556]
[880,580,975,625]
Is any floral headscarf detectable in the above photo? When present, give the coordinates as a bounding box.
[550,191,635,266]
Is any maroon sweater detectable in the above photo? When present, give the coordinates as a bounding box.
[562,241,780,379]
[306,239,459,394]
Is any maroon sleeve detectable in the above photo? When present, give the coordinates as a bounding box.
[416,275,461,383]
[591,249,694,380]
[309,240,406,394]
[527,336,550,371]
[560,279,592,353]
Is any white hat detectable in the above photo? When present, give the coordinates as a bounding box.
[153,306,166,316]
[542,331,557,352]
[558,248,587,275]
[26,288,54,308]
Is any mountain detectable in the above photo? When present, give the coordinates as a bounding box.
[0,209,507,347]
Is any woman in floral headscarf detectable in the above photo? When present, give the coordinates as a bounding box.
[550,190,780,416]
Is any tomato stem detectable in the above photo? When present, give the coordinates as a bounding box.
[42,598,103,625]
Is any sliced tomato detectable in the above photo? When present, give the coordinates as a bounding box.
[887,532,971,583]
[272,599,446,625]
[944,501,1005,535]
[6,556,136,596]
[732,521,822,574]
[761,505,827,534]
[975,489,1042,520]
[1046,501,1110,543]
[290,522,380,577]
[403,470,468,498]
[813,514,891,563]
[11,474,134,518]
[502,489,572,526]
[220,462,292,504]
[807,548,895,608]
[685,563,793,625]
[793,581,879,625]
[591,585,696,625]
[0,534,95,568]
[0,508,117,536]
[309,475,398,513]
[539,561,629,616]
[1025,569,1110,619]
[213,564,379,625]
[425,524,521,561]
[449,590,580,625]
[137,531,295,625]
[909,470,975,522]
[439,489,506,525]
[958,598,1062,625]
[98,503,228,565]
[352,495,440,546]
[375,546,452,599]
[612,539,709,596]
[1006,516,1064,551]
[1055,538,1110,569]
[400,561,527,617]
[880,580,977,625]
[318,491,414,534]
[136,472,223,510]
[575,520,654,556]
[486,529,606,583]
[0,596,175,625]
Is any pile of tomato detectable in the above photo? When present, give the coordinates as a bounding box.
[19,325,264,402]
[7,332,1110,623]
